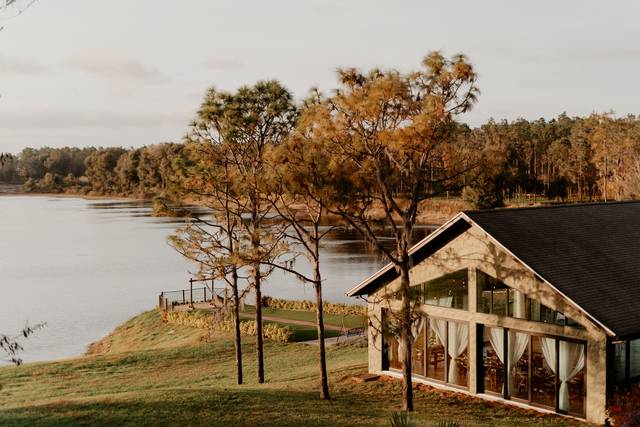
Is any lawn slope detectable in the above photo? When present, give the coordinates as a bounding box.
[0,311,584,426]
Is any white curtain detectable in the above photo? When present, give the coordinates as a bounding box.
[540,338,585,411]
[558,341,585,412]
[428,296,453,378]
[447,321,469,384]
[397,316,425,362]
[434,295,453,308]
[507,331,529,395]
[430,319,447,350]
[541,337,556,372]
[513,290,527,319]
[489,327,505,363]
[488,328,528,395]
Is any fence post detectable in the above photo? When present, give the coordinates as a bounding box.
[158,292,163,308]
[190,281,194,308]
[182,289,185,304]
[204,287,207,302]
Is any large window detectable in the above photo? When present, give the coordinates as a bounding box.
[477,270,583,328]
[446,319,469,387]
[483,327,505,394]
[413,319,426,377]
[382,314,468,388]
[612,338,640,385]
[632,340,640,379]
[531,336,556,408]
[529,299,555,323]
[423,270,468,310]
[477,270,526,319]
[425,317,468,386]
[511,333,530,401]
[614,342,627,383]
[426,319,446,381]
[481,326,585,417]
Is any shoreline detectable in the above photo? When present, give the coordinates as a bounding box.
[0,190,147,202]
[0,189,462,225]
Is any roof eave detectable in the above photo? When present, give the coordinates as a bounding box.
[345,212,468,297]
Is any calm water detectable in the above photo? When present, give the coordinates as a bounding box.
[0,196,434,363]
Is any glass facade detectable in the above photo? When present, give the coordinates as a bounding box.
[446,320,469,387]
[382,314,468,388]
[424,317,469,387]
[613,338,640,385]
[378,268,591,419]
[423,270,468,310]
[614,342,626,383]
[478,270,582,328]
[426,318,446,381]
[477,271,528,319]
[413,320,426,377]
[632,340,640,379]
[483,327,505,394]
[482,327,585,416]
[510,335,530,401]
[531,336,556,408]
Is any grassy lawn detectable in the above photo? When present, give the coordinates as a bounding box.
[0,310,585,426]
[262,320,341,342]
[243,305,365,330]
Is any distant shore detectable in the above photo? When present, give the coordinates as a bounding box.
[1,188,464,225]
[0,184,151,203]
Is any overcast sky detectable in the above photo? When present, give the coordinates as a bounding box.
[0,0,638,153]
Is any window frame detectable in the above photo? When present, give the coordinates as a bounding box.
[421,269,469,311]
[477,269,584,329]
[478,324,587,418]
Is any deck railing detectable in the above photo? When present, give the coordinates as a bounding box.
[158,281,231,311]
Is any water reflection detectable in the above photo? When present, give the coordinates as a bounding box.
[0,196,437,363]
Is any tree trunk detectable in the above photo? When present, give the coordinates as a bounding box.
[232,266,243,385]
[312,257,330,400]
[400,261,414,411]
[254,263,265,383]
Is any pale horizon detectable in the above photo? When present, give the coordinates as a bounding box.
[1,0,639,153]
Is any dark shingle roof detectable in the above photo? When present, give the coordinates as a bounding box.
[465,201,640,338]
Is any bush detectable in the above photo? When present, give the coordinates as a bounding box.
[165,310,293,342]
[389,411,415,427]
[608,385,640,426]
[261,296,366,316]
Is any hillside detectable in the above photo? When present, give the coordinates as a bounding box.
[0,310,583,426]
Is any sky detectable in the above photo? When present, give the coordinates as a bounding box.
[0,0,639,154]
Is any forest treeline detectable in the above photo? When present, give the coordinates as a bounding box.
[2,112,640,207]
[0,144,184,198]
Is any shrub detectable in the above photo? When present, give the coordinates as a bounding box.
[389,411,415,427]
[608,385,640,426]
[261,296,366,316]
[165,310,293,343]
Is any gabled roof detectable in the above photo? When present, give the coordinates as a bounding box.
[347,201,640,339]
[345,213,470,297]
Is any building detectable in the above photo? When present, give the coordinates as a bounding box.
[347,202,640,424]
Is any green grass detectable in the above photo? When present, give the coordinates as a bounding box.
[262,320,341,342]
[243,305,365,329]
[0,310,584,426]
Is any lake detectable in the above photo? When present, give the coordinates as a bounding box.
[0,195,435,363]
